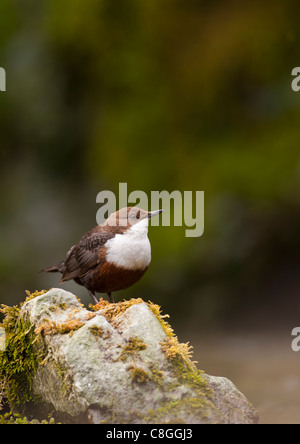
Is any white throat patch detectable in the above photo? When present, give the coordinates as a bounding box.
[105,218,151,271]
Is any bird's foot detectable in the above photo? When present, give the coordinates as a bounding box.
[107,292,115,303]
[89,291,99,305]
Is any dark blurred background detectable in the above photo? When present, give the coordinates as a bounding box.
[1,0,300,423]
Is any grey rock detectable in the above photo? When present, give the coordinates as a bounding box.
[0,327,5,352]
[16,288,257,424]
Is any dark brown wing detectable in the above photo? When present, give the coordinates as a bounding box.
[60,229,115,283]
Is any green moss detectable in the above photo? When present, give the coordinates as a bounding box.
[161,339,211,399]
[35,319,85,336]
[147,301,174,337]
[128,364,150,384]
[0,411,56,424]
[160,336,197,372]
[147,301,210,398]
[146,396,213,423]
[0,291,51,411]
[53,359,73,397]
[24,289,49,302]
[150,367,165,385]
[91,298,144,325]
[48,303,68,313]
[119,337,147,361]
[146,300,213,417]
[89,325,110,339]
[0,308,43,409]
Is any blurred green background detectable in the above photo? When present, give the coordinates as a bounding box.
[1,0,300,327]
[1,0,300,422]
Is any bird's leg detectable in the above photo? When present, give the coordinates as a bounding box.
[107,292,115,303]
[89,290,99,305]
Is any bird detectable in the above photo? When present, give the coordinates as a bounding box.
[42,207,162,304]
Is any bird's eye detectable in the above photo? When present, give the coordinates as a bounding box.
[129,210,140,219]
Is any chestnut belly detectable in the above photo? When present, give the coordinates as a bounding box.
[76,261,148,293]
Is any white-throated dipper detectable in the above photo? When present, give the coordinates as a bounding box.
[42,207,162,304]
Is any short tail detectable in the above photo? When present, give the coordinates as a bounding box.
[40,262,64,274]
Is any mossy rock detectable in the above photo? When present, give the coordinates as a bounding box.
[0,289,258,424]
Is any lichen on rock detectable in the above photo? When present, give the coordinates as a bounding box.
[0,288,258,424]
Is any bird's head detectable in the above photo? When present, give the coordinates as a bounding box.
[104,207,162,228]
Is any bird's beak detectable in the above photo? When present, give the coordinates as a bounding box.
[148,209,163,218]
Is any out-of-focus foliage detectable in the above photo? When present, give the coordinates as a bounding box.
[1,0,300,330]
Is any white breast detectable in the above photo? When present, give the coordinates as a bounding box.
[105,218,151,271]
